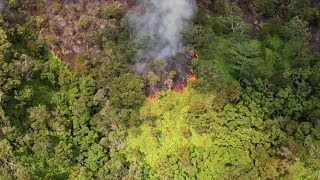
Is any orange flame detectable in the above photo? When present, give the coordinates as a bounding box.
[190,47,199,61]
[173,86,187,94]
[147,95,156,101]
[188,72,196,81]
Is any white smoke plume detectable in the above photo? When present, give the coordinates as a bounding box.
[129,0,196,73]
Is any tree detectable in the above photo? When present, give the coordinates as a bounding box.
[0,28,11,62]
[226,39,263,79]
[283,17,311,68]
[109,73,145,108]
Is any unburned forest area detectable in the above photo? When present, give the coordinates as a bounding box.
[1,0,320,179]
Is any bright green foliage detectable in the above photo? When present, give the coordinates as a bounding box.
[1,0,320,179]
[126,87,320,179]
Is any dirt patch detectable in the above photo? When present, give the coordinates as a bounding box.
[310,24,320,53]
[238,1,262,38]
[35,0,129,63]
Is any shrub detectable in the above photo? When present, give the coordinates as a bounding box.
[77,15,92,29]
[100,4,124,20]
[8,0,19,8]
[52,2,61,14]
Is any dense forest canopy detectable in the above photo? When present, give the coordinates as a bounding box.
[1,0,320,179]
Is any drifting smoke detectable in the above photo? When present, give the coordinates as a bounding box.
[129,0,196,73]
[0,0,4,14]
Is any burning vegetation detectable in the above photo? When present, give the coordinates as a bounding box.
[129,0,197,98]
[188,71,196,81]
[145,48,198,99]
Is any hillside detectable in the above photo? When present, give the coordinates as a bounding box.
[1,0,320,179]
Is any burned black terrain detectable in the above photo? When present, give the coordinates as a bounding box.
[143,49,195,98]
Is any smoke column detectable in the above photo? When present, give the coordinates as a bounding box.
[129,0,196,73]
